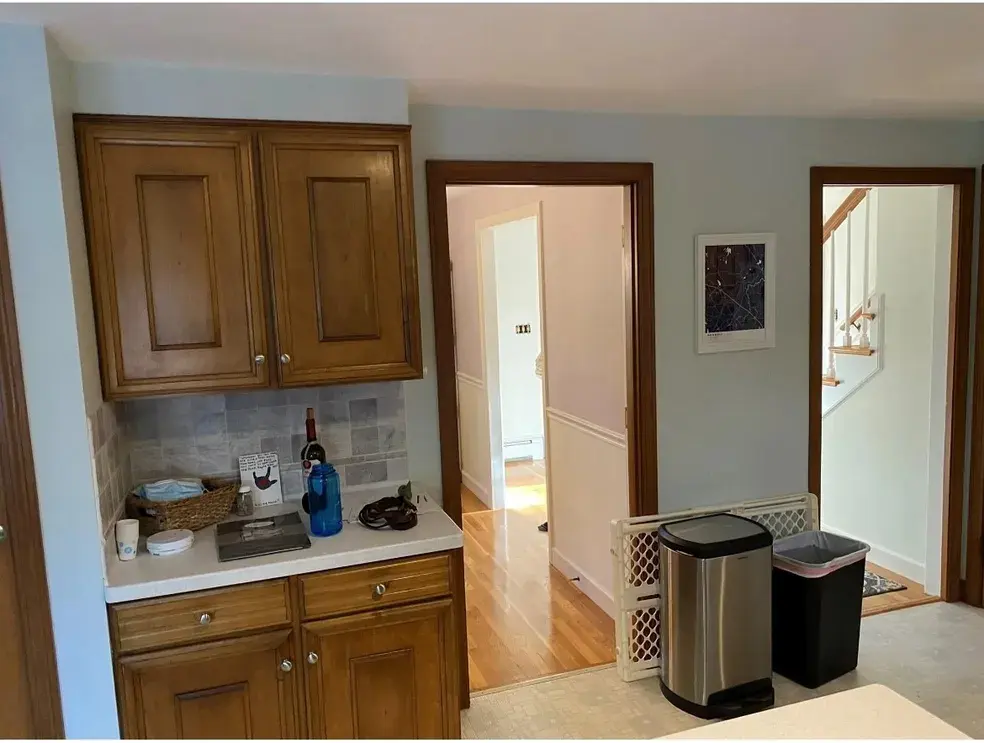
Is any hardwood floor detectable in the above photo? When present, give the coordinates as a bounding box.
[862,561,939,617]
[461,485,489,515]
[461,461,616,692]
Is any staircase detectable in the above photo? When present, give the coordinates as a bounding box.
[822,188,883,417]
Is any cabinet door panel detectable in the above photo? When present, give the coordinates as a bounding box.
[117,630,298,739]
[77,121,269,398]
[303,599,459,739]
[260,128,422,386]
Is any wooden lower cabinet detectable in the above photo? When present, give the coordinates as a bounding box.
[117,630,299,739]
[111,555,460,739]
[303,599,459,739]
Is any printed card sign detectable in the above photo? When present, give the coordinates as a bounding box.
[238,451,283,508]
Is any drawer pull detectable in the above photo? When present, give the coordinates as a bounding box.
[280,659,293,672]
[373,583,387,599]
[307,651,319,665]
[198,612,212,626]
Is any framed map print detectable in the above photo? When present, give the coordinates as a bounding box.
[696,233,776,354]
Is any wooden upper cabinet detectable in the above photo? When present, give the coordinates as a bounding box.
[116,630,299,739]
[76,120,269,399]
[302,599,459,739]
[259,127,422,386]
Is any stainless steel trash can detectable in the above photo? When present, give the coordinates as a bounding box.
[658,513,775,719]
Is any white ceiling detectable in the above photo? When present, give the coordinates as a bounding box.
[5,3,984,118]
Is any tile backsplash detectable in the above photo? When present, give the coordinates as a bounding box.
[122,382,408,499]
[89,401,130,536]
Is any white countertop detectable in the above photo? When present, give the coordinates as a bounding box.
[663,684,967,739]
[104,486,463,604]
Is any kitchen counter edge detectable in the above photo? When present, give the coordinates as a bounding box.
[104,509,463,604]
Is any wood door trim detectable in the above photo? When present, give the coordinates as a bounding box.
[0,189,65,736]
[966,170,984,607]
[425,160,658,702]
[809,166,977,604]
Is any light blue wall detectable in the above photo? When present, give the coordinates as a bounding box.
[74,61,409,124]
[407,104,983,513]
[0,50,412,737]
[0,25,118,737]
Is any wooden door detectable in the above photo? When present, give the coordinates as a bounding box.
[0,191,64,736]
[117,630,299,739]
[259,127,422,386]
[303,599,459,739]
[76,119,270,398]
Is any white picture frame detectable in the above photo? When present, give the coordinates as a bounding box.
[696,232,776,354]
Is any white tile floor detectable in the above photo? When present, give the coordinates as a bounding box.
[462,601,984,739]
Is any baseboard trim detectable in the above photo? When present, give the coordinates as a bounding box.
[822,523,926,586]
[546,407,626,448]
[461,470,491,509]
[456,371,484,390]
[551,547,615,618]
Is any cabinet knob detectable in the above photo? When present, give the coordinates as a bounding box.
[307,651,319,665]
[254,354,265,365]
[0,525,6,542]
[373,583,387,599]
[280,658,293,672]
[280,353,291,364]
[198,612,212,626]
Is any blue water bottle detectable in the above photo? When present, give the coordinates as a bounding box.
[308,462,342,537]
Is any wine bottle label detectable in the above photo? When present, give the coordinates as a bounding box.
[301,455,323,493]
[301,458,312,491]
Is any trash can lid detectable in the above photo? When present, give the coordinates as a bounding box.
[658,513,772,559]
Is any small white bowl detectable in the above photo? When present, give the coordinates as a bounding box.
[146,529,194,557]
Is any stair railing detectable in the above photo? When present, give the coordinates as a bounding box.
[822,187,872,381]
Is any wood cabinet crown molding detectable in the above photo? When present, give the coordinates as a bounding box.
[74,113,411,136]
[75,114,422,400]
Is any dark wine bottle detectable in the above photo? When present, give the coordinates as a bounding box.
[300,407,326,513]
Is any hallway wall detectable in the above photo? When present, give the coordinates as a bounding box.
[491,216,544,459]
[447,186,626,432]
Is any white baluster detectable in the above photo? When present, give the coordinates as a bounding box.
[826,232,837,380]
[842,214,853,347]
[859,193,871,349]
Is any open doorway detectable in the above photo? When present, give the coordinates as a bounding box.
[472,203,547,515]
[809,167,976,615]
[428,162,657,704]
[819,185,953,615]
[448,185,628,692]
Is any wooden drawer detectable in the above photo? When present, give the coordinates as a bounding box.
[300,554,451,620]
[110,579,291,654]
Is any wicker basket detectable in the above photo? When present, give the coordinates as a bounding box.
[126,478,238,535]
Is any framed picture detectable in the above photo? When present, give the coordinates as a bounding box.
[696,232,776,354]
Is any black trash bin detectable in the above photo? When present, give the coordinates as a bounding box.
[771,530,870,689]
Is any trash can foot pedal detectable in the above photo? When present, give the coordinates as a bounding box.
[660,677,774,720]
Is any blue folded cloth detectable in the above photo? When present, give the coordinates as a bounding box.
[138,478,205,502]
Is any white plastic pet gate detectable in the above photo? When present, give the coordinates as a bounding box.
[611,492,819,682]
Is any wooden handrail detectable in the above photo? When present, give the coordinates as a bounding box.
[822,187,871,243]
[838,303,875,331]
